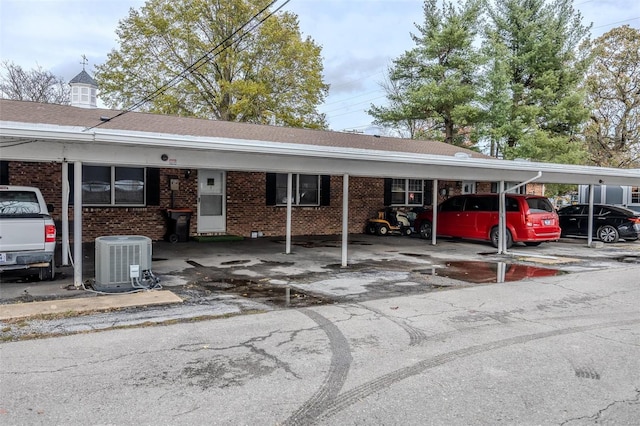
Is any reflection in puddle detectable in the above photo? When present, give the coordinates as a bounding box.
[416,261,565,283]
[201,278,333,307]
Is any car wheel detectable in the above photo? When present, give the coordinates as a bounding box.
[419,222,432,239]
[38,262,55,281]
[376,224,389,236]
[597,225,619,243]
[490,227,513,249]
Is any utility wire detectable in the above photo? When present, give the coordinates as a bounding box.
[86,0,290,131]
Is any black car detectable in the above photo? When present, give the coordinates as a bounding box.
[557,204,640,243]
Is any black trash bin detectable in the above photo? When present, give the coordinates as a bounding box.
[165,208,192,243]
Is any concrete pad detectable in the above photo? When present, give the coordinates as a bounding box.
[0,290,183,321]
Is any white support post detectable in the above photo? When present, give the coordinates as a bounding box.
[61,162,69,266]
[285,173,292,254]
[341,174,349,267]
[73,161,83,288]
[431,179,438,246]
[498,181,506,254]
[587,184,594,246]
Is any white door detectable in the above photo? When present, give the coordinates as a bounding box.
[197,170,225,233]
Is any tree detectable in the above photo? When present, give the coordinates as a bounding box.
[482,0,591,162]
[95,0,328,128]
[369,0,484,146]
[0,61,70,104]
[582,25,640,169]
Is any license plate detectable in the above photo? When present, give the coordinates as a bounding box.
[0,253,6,262]
[544,219,552,225]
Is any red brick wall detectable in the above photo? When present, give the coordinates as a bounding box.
[225,172,384,237]
[6,161,547,241]
[6,162,197,242]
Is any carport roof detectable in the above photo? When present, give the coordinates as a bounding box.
[1,99,639,186]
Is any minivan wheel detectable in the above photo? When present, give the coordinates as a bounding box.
[597,225,619,243]
[419,222,432,239]
[490,227,513,249]
[376,224,390,236]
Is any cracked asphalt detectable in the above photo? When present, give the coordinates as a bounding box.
[1,235,639,424]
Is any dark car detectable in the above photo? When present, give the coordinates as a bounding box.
[557,204,640,243]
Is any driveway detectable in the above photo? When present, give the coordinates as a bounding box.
[1,261,639,424]
[1,235,638,339]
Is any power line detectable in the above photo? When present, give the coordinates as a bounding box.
[86,0,290,131]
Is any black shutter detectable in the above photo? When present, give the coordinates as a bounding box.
[0,161,8,185]
[320,175,331,206]
[146,168,160,206]
[68,163,75,205]
[424,180,433,206]
[266,173,277,205]
[383,178,392,206]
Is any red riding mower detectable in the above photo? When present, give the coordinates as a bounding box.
[365,208,412,236]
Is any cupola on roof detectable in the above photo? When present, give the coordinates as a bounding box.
[69,57,98,109]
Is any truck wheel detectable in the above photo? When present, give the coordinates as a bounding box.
[39,263,55,281]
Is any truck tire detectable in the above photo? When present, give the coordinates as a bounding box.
[39,262,55,281]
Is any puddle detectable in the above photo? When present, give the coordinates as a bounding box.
[617,256,640,264]
[415,260,565,284]
[200,278,334,307]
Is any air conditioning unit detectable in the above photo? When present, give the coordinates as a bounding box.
[94,235,152,292]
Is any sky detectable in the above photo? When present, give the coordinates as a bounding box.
[1,0,639,134]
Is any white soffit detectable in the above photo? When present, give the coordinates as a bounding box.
[1,121,639,186]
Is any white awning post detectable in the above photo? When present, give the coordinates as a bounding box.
[61,161,69,266]
[498,181,506,254]
[341,174,349,267]
[500,172,543,254]
[431,179,438,246]
[587,184,594,246]
[73,161,83,288]
[285,173,292,254]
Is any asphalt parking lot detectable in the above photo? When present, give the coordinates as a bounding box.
[2,234,638,307]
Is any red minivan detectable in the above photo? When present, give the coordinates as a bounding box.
[413,194,561,248]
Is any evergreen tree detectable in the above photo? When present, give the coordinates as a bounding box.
[369,0,484,146]
[483,0,591,162]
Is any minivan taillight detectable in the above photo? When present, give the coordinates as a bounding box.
[45,224,56,243]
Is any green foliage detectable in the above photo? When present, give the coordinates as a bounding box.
[368,0,484,146]
[582,25,640,168]
[95,0,328,129]
[481,0,591,161]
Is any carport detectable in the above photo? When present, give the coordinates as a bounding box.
[1,102,639,287]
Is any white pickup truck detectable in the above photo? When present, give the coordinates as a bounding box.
[0,186,57,280]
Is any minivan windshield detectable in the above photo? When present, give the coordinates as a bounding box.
[526,197,554,213]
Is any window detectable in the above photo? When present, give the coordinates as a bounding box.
[82,165,145,206]
[632,187,640,204]
[275,174,319,206]
[462,181,476,194]
[440,197,465,212]
[391,179,424,205]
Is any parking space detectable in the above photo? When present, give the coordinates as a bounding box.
[2,234,638,306]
